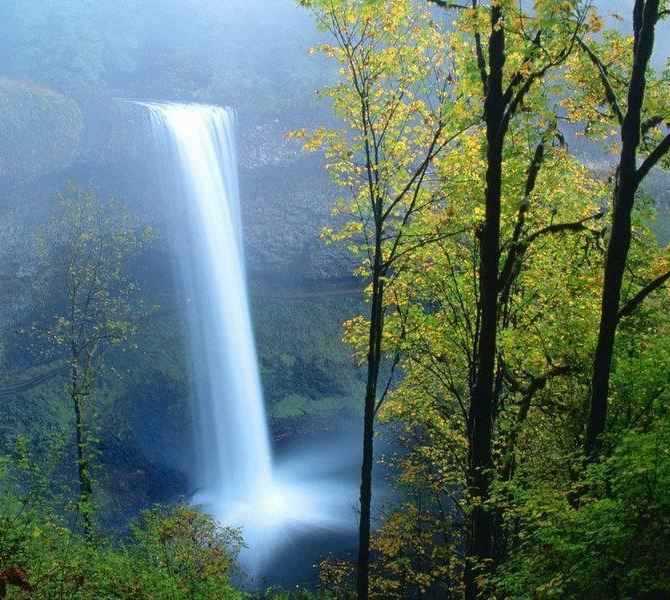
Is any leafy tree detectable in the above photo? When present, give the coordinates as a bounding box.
[361,135,670,598]
[361,116,606,595]
[131,505,244,599]
[1,433,244,598]
[296,1,465,596]
[564,0,670,457]
[35,185,153,533]
[492,415,670,599]
[421,1,597,594]
[302,2,670,599]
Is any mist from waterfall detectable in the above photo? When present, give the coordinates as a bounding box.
[141,102,356,577]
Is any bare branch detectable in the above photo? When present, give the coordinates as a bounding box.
[618,268,670,321]
[636,131,670,185]
[524,211,604,245]
[577,37,624,126]
[0,365,66,400]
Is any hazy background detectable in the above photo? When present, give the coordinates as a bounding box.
[0,0,366,533]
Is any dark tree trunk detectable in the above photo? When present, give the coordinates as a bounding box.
[465,7,505,598]
[72,358,93,535]
[357,253,385,600]
[586,0,660,457]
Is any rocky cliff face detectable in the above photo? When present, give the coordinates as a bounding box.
[158,105,353,280]
[1,93,352,282]
[0,79,83,184]
[240,156,353,282]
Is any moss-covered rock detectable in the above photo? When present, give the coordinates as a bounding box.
[0,78,83,182]
[251,282,365,425]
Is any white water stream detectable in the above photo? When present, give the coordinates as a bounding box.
[142,102,351,574]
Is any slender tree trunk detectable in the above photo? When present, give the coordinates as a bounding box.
[72,357,93,535]
[465,7,505,598]
[586,0,660,457]
[357,253,385,600]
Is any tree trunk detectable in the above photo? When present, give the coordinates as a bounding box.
[586,0,660,457]
[585,187,633,456]
[356,258,385,600]
[465,7,505,598]
[72,358,93,535]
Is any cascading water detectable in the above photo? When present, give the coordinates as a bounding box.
[144,103,273,501]
[141,102,355,576]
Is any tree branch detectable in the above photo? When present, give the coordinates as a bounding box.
[618,268,670,321]
[501,363,574,479]
[472,0,489,93]
[498,141,545,292]
[430,0,487,89]
[577,37,624,126]
[498,14,583,140]
[642,115,665,136]
[0,365,66,400]
[502,30,543,107]
[524,211,604,246]
[636,131,670,185]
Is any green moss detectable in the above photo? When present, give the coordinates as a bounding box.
[274,394,311,418]
[250,284,366,421]
[273,393,350,419]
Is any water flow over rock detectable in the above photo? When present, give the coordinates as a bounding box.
[144,102,273,502]
[141,102,354,576]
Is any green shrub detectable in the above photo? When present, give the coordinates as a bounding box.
[493,417,670,599]
[0,498,245,599]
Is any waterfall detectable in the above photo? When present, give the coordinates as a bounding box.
[144,102,273,503]
[140,101,355,577]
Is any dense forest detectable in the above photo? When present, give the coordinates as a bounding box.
[1,0,669,598]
